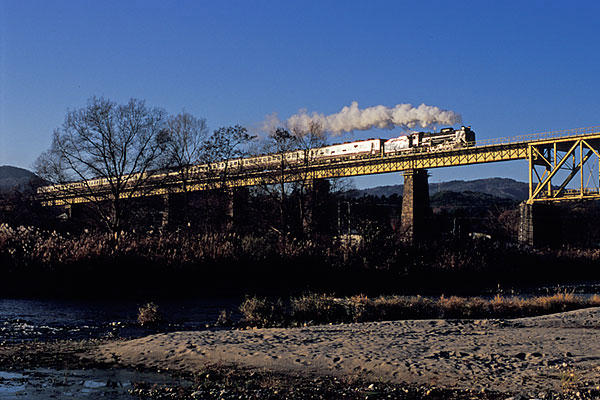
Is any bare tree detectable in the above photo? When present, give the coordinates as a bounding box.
[253,124,325,233]
[156,111,210,229]
[164,111,209,192]
[258,122,328,235]
[288,120,326,160]
[271,128,297,232]
[288,121,326,233]
[35,97,169,235]
[183,125,253,230]
[202,125,255,185]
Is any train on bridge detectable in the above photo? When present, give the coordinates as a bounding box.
[38,126,475,194]
[202,125,476,172]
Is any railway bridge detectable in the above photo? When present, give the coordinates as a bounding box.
[38,126,600,246]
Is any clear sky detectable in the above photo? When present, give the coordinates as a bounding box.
[1,0,599,188]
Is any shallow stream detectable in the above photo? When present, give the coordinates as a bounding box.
[0,297,239,399]
[0,368,193,399]
[0,297,240,343]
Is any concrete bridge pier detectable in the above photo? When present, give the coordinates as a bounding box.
[401,169,431,243]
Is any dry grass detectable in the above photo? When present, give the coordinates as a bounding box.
[239,292,600,327]
[0,224,321,269]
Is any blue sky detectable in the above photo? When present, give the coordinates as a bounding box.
[1,0,599,188]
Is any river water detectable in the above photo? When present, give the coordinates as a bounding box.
[0,368,195,399]
[0,297,240,343]
[0,297,240,399]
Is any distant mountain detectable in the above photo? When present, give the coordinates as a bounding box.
[347,178,529,202]
[429,190,516,209]
[0,165,46,194]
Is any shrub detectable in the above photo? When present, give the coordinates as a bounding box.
[239,296,285,327]
[344,294,371,322]
[291,293,347,324]
[216,309,233,327]
[137,302,162,326]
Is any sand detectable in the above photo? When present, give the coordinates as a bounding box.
[93,307,600,394]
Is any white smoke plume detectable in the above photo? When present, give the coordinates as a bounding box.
[279,101,461,136]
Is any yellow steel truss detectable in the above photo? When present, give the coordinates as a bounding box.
[527,134,600,204]
[38,128,600,207]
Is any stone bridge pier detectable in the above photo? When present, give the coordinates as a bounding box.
[225,187,249,230]
[518,202,559,246]
[303,178,331,236]
[160,194,170,228]
[401,169,431,243]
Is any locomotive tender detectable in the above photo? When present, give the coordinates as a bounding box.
[39,126,475,194]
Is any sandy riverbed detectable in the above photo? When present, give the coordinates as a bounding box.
[93,307,600,394]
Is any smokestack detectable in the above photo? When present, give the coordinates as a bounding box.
[284,101,461,136]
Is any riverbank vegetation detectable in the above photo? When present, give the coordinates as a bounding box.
[239,292,600,327]
[2,222,600,298]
